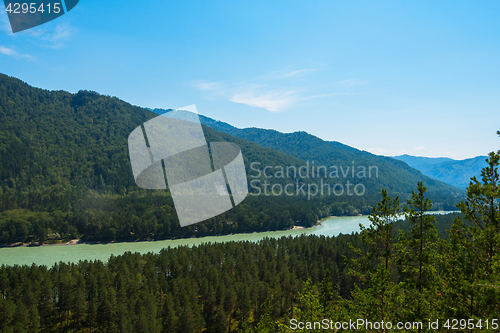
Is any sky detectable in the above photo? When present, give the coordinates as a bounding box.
[1,0,499,159]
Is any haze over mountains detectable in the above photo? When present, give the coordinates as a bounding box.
[393,154,488,189]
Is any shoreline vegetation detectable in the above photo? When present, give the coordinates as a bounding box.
[0,210,456,248]
[0,74,464,255]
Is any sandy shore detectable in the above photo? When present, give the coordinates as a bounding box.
[1,239,83,248]
[1,217,335,247]
[292,226,305,230]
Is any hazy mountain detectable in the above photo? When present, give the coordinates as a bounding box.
[393,155,456,171]
[393,154,488,188]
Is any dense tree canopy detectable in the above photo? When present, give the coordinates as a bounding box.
[2,73,493,332]
[0,73,462,245]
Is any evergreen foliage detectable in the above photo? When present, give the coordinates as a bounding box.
[396,183,440,328]
[1,73,498,332]
[289,138,500,333]
[445,149,500,320]
[0,209,489,333]
[196,114,463,202]
[0,234,361,332]
[349,189,401,328]
[0,73,462,244]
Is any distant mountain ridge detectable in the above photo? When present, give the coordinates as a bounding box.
[149,108,463,204]
[392,154,488,189]
[151,109,368,157]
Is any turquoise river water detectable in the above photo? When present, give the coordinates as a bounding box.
[0,212,456,267]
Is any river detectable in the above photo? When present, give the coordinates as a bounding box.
[0,212,457,267]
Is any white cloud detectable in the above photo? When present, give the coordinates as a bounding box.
[229,88,348,112]
[5,19,74,49]
[193,78,309,112]
[230,89,301,112]
[0,46,15,56]
[39,23,73,49]
[335,79,368,87]
[262,68,318,80]
[282,68,317,78]
[193,80,220,91]
[192,68,364,112]
[191,80,227,101]
[0,45,34,59]
[0,5,74,51]
[366,147,386,155]
[414,146,425,151]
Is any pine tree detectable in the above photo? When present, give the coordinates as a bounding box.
[396,182,440,329]
[449,140,500,320]
[350,189,401,331]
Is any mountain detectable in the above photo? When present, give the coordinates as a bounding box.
[393,154,488,188]
[0,73,462,244]
[392,155,456,170]
[152,109,463,202]
[0,74,322,243]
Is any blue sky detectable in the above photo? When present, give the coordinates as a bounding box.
[1,0,499,159]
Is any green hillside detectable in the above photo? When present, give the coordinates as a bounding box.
[196,114,464,202]
[0,74,462,244]
[0,74,319,243]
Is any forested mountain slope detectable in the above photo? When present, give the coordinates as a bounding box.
[0,74,319,243]
[150,110,464,203]
[0,74,462,244]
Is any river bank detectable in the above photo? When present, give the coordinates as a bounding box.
[0,239,82,248]
[0,215,375,267]
[1,213,344,248]
[0,221,323,248]
[0,211,461,267]
[0,210,457,249]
